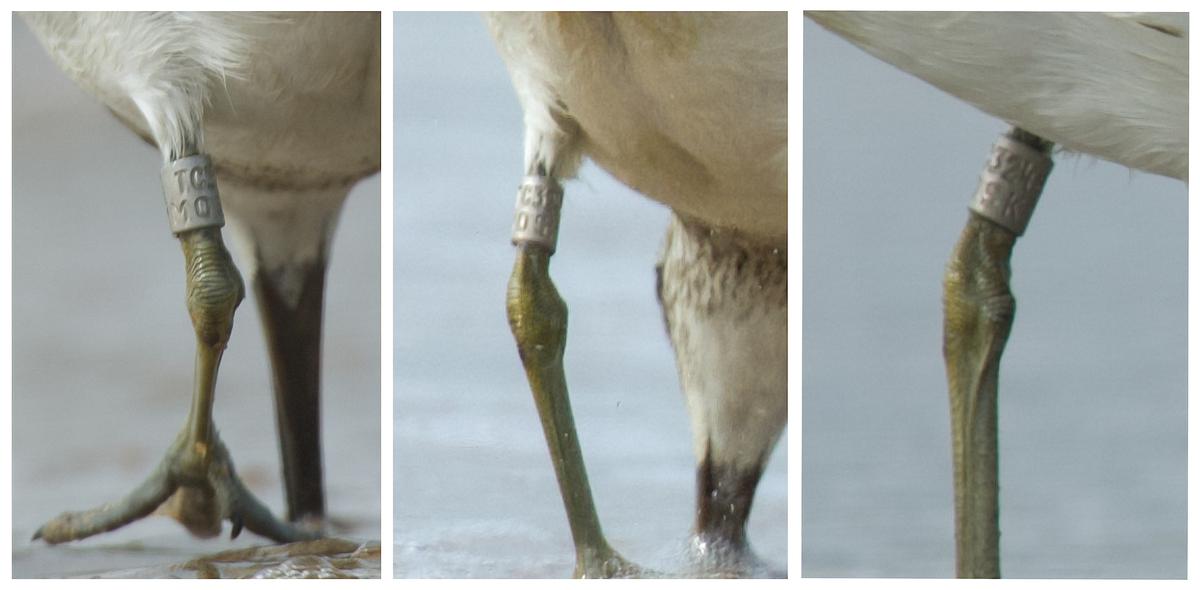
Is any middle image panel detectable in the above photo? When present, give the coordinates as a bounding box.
[393,11,788,578]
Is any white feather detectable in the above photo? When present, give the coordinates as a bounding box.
[808,11,1187,181]
[21,11,380,305]
[22,12,256,160]
[487,12,788,240]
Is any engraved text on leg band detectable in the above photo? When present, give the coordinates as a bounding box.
[969,135,1052,236]
[511,175,563,254]
[162,154,226,234]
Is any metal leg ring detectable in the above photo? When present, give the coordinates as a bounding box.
[511,175,563,254]
[968,134,1052,236]
[162,154,225,235]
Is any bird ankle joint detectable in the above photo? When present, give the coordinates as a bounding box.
[162,154,226,235]
[511,175,563,254]
[969,134,1052,236]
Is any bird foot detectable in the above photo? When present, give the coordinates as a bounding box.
[686,534,783,578]
[575,547,650,579]
[33,427,319,545]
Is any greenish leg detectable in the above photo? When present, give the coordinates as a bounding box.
[943,214,1013,578]
[943,128,1052,578]
[34,158,318,545]
[506,176,640,578]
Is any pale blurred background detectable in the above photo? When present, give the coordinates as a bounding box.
[11,16,381,577]
[392,13,788,577]
[803,16,1185,578]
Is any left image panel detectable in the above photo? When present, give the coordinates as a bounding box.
[11,12,381,578]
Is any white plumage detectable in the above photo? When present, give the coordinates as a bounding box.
[25,12,380,300]
[488,12,787,239]
[808,12,1187,180]
[24,12,250,161]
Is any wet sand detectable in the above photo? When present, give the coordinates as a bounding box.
[11,18,381,578]
[18,540,380,579]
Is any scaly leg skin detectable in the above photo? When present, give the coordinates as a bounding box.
[943,128,1052,578]
[34,157,318,545]
[505,175,641,578]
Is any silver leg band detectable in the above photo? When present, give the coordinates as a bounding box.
[969,134,1053,236]
[161,154,225,234]
[511,175,563,254]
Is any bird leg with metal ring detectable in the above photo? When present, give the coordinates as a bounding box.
[34,154,318,545]
[505,174,641,578]
[943,127,1053,578]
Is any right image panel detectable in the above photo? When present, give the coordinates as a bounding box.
[394,12,788,578]
[802,12,1185,578]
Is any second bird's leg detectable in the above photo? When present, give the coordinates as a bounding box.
[34,155,318,545]
[943,127,1053,578]
[505,174,641,578]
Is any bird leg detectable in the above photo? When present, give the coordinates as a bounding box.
[505,174,640,578]
[215,179,350,528]
[657,214,787,576]
[34,154,318,545]
[943,128,1052,578]
[252,240,329,525]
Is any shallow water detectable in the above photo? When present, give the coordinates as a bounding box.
[803,19,1185,578]
[392,14,788,578]
[11,18,381,578]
